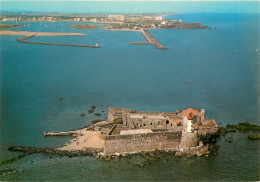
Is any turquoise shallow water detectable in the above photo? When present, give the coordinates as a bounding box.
[0,12,259,181]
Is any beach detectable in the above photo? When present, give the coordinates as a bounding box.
[0,30,85,36]
[58,130,106,151]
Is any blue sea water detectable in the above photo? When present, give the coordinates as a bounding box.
[0,7,260,181]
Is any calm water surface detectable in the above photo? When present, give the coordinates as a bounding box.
[0,12,259,181]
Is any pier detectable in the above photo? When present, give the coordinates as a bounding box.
[130,29,168,49]
[42,131,79,136]
[17,35,101,48]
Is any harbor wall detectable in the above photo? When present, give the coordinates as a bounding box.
[17,35,101,48]
[104,131,182,155]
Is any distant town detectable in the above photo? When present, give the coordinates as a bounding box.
[0,13,209,30]
[0,13,211,50]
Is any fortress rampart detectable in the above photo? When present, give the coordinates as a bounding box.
[104,131,182,155]
[103,107,218,155]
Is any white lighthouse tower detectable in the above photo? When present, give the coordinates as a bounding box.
[187,112,193,133]
[179,112,198,149]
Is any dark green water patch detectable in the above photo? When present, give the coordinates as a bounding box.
[0,169,17,176]
[226,122,260,133]
[248,134,260,140]
[0,154,28,167]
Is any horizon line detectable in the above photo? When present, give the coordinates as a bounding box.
[0,0,259,1]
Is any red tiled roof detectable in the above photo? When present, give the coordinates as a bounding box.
[172,120,181,124]
[183,108,199,117]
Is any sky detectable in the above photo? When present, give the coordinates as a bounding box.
[0,0,259,1]
[0,0,259,13]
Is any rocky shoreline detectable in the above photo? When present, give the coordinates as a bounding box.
[7,127,227,161]
[3,122,259,166]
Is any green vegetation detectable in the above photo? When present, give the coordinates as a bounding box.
[0,154,27,167]
[104,124,114,129]
[114,117,123,124]
[198,127,228,153]
[0,169,16,175]
[86,127,93,131]
[248,134,260,140]
[88,105,96,114]
[68,24,99,29]
[106,20,208,30]
[0,24,27,29]
[111,126,121,135]
[91,120,102,124]
[226,122,260,133]
[228,129,236,133]
[94,113,101,116]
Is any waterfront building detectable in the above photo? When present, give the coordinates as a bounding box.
[108,15,125,21]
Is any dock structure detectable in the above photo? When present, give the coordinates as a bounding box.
[17,35,101,48]
[42,131,79,136]
[130,29,168,49]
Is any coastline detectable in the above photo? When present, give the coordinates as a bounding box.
[0,30,85,36]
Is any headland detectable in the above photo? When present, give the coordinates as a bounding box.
[1,13,210,50]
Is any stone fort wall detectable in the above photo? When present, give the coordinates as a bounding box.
[104,131,182,155]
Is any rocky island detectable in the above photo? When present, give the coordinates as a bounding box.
[9,107,221,160]
[7,106,260,163]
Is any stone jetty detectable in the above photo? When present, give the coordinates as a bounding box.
[0,30,101,48]
[42,131,78,136]
[17,35,101,48]
[130,29,168,49]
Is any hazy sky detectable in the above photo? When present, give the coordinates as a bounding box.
[0,0,259,1]
[0,0,259,13]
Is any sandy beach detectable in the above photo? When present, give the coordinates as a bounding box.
[58,130,106,151]
[0,30,85,36]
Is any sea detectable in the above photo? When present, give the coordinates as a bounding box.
[0,1,259,181]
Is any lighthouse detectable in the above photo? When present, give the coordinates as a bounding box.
[187,112,193,133]
[179,112,198,148]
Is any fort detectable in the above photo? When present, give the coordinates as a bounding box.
[103,107,218,156]
[42,107,218,157]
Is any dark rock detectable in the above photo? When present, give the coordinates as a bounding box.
[248,134,260,140]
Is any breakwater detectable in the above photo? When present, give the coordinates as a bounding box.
[130,29,168,49]
[17,35,101,48]
[42,131,79,136]
[8,146,101,157]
